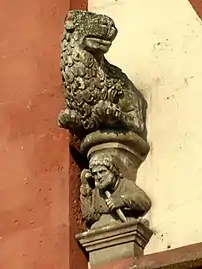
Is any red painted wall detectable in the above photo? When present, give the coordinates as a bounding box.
[189,0,202,18]
[70,0,88,10]
[0,0,87,268]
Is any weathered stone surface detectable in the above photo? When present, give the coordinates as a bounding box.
[81,130,150,182]
[58,9,153,266]
[79,135,151,229]
[76,219,153,266]
[58,10,147,140]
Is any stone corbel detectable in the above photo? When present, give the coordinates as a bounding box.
[58,10,153,267]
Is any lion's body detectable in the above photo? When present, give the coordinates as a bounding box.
[59,10,147,139]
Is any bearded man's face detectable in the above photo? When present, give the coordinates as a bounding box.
[91,165,117,190]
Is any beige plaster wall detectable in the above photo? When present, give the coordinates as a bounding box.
[89,0,202,254]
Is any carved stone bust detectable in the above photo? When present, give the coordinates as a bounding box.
[80,153,151,229]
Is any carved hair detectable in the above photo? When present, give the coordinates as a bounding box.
[89,153,123,179]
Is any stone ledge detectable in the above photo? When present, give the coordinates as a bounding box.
[133,242,202,269]
[92,242,202,269]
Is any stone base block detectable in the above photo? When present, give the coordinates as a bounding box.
[75,220,153,267]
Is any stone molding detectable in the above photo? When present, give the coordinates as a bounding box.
[92,242,202,269]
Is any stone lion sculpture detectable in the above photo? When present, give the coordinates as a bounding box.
[58,10,147,139]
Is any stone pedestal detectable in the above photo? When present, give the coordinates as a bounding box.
[76,219,153,267]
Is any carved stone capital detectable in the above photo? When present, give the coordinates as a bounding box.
[81,130,150,182]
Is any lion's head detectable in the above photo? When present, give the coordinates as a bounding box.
[63,10,117,54]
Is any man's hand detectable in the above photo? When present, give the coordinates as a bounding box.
[80,169,93,196]
[105,196,124,211]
